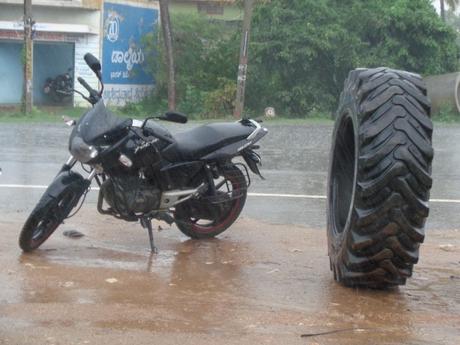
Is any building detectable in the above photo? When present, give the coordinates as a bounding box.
[0,0,102,106]
[0,0,158,107]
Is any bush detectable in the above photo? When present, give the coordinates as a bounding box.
[142,13,240,117]
[246,0,459,117]
[433,102,460,122]
[204,78,236,118]
[139,1,458,119]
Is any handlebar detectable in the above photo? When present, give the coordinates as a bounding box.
[77,77,100,105]
[78,77,97,96]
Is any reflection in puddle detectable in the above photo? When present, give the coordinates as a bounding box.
[2,217,458,344]
[15,238,246,333]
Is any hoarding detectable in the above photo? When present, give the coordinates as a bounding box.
[102,2,158,105]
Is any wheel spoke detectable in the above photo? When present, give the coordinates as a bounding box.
[174,165,247,237]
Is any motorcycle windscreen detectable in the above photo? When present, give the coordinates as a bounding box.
[70,100,132,145]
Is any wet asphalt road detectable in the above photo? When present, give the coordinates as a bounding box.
[0,121,460,228]
[0,121,459,344]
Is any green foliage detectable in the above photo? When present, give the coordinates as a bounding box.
[246,0,459,117]
[445,8,460,46]
[0,106,93,123]
[138,0,458,119]
[432,102,460,122]
[121,93,168,117]
[204,78,237,117]
[142,13,240,117]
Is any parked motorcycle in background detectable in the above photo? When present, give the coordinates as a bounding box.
[20,53,267,253]
[43,68,74,103]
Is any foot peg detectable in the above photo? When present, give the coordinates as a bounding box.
[157,212,174,225]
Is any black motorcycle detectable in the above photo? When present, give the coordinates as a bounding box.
[43,68,73,103]
[19,53,267,253]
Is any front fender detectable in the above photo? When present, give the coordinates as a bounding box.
[47,170,90,200]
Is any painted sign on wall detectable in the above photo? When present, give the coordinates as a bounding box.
[102,2,158,105]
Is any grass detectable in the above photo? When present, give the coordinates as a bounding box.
[429,103,460,124]
[0,106,334,125]
[261,116,333,125]
[0,107,82,123]
[0,106,128,124]
[1,106,458,125]
[431,112,460,123]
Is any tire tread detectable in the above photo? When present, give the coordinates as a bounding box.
[328,67,433,288]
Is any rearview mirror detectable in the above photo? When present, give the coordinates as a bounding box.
[84,53,102,79]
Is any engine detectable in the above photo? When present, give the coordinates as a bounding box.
[100,175,161,218]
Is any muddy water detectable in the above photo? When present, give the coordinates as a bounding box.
[0,209,459,345]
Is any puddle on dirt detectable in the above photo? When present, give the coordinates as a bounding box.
[1,215,459,344]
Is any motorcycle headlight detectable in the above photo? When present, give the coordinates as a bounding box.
[69,136,98,163]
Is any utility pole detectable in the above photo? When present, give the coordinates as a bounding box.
[22,0,33,114]
[234,0,254,119]
[159,0,176,111]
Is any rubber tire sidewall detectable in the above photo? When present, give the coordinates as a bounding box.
[326,91,360,266]
[175,164,247,239]
[19,189,76,252]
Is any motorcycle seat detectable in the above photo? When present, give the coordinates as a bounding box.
[172,122,254,161]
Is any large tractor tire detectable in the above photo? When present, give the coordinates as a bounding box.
[327,68,433,288]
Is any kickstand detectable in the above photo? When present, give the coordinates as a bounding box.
[140,217,158,254]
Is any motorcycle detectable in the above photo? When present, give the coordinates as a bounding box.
[43,68,73,103]
[19,53,268,253]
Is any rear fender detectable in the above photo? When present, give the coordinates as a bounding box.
[242,149,265,179]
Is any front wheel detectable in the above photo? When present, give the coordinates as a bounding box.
[19,189,80,252]
[174,164,247,239]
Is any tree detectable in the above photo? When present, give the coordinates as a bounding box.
[142,13,239,116]
[440,0,459,21]
[246,0,458,117]
[22,0,33,114]
[142,0,458,118]
[159,0,176,110]
[234,0,255,118]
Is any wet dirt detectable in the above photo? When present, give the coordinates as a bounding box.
[0,209,459,345]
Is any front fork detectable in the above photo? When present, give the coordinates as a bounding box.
[58,156,77,174]
[59,156,97,181]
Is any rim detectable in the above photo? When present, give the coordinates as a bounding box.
[179,170,244,234]
[30,192,74,247]
[330,114,357,235]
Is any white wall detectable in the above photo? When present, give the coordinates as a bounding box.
[0,4,100,31]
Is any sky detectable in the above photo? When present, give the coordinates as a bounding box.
[432,0,460,14]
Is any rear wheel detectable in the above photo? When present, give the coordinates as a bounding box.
[174,164,247,239]
[19,190,78,252]
[327,68,433,288]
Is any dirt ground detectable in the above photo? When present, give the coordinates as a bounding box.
[0,208,459,345]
